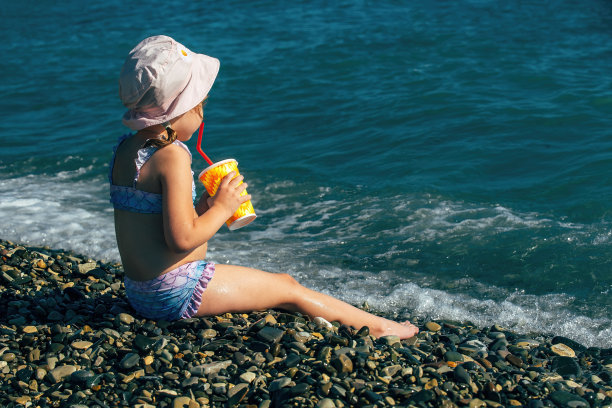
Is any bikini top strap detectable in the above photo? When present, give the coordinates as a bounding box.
[133,140,193,188]
[134,145,158,188]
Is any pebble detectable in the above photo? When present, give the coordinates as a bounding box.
[48,365,77,383]
[550,390,589,408]
[227,383,249,405]
[552,356,582,378]
[444,350,464,362]
[240,371,257,383]
[269,376,292,391]
[120,352,140,370]
[173,396,195,408]
[425,321,442,332]
[314,316,333,329]
[552,343,576,357]
[379,335,400,346]
[317,398,336,408]
[257,326,285,343]
[71,340,93,350]
[118,312,135,324]
[0,239,610,408]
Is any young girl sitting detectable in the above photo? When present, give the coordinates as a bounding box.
[110,35,419,339]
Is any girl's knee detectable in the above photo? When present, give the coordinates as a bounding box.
[276,273,305,307]
[279,272,299,285]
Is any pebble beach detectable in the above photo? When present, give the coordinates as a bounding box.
[1,239,611,408]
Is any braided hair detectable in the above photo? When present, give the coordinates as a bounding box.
[142,123,177,149]
[141,98,207,149]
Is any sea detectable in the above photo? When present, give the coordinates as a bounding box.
[1,0,611,347]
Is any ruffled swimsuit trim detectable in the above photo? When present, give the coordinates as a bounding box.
[124,261,215,321]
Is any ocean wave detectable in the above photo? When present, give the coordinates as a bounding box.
[1,171,610,347]
[300,269,612,348]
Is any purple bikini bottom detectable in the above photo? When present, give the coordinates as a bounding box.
[124,261,215,321]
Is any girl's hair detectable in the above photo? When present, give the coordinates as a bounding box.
[142,125,177,149]
[142,97,207,149]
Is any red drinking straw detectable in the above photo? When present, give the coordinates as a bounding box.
[196,122,214,166]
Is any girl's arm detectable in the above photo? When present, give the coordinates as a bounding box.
[155,144,249,252]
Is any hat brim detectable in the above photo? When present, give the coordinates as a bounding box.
[122,53,220,131]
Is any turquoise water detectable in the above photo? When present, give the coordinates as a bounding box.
[1,0,611,346]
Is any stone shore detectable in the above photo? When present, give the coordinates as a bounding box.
[1,239,611,408]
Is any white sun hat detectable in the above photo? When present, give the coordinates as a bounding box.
[119,35,220,130]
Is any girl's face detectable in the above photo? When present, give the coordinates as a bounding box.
[173,99,206,141]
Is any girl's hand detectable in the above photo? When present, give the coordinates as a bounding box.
[210,171,251,217]
[195,190,212,215]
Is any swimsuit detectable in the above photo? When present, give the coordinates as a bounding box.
[109,134,214,321]
[124,261,215,321]
[109,133,196,213]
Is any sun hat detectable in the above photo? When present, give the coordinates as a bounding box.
[119,35,220,130]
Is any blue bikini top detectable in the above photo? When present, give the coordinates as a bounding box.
[109,134,196,214]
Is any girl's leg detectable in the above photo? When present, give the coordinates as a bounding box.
[196,264,419,339]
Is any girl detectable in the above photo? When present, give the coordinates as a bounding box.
[110,35,419,339]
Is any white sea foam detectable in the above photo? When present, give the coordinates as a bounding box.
[296,268,612,348]
[0,172,119,262]
[1,172,609,347]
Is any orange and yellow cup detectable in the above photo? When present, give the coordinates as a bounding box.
[198,159,256,230]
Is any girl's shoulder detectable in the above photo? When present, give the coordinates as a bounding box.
[147,141,194,179]
[153,140,192,162]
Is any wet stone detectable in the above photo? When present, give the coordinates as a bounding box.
[469,398,487,408]
[425,322,441,332]
[120,353,140,370]
[49,365,77,383]
[454,364,471,384]
[364,390,384,402]
[330,384,347,398]
[249,340,270,352]
[411,389,435,403]
[190,360,232,376]
[16,367,34,382]
[290,382,310,396]
[313,317,333,330]
[444,351,464,362]
[331,354,353,374]
[552,356,582,378]
[356,326,369,337]
[227,383,249,405]
[240,371,256,383]
[284,353,301,368]
[549,390,589,408]
[381,364,402,377]
[257,326,285,344]
[552,336,587,353]
[459,339,488,357]
[506,354,524,368]
[316,398,336,408]
[551,343,576,358]
[172,396,194,408]
[118,313,135,325]
[134,334,156,352]
[489,338,509,352]
[71,340,93,350]
[379,335,400,347]
[269,376,292,392]
[328,334,349,347]
[70,370,95,385]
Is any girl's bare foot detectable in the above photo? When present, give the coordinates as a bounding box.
[370,318,419,339]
